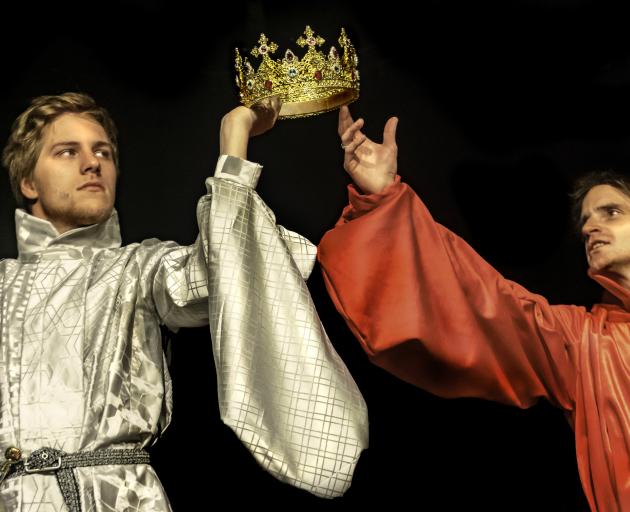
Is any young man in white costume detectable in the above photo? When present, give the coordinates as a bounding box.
[0,93,367,511]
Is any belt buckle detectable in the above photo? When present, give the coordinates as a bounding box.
[24,447,62,473]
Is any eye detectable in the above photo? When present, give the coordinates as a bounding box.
[94,148,111,159]
[606,207,622,217]
[57,148,76,157]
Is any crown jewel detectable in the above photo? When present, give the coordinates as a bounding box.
[235,26,360,119]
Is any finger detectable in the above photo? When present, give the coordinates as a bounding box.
[344,158,358,175]
[382,116,398,148]
[338,106,355,137]
[251,98,267,113]
[343,132,367,156]
[341,118,364,147]
[269,95,282,114]
[268,96,281,123]
[253,96,274,110]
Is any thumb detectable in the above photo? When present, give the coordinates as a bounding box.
[383,116,398,148]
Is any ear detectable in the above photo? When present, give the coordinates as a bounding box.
[20,176,39,201]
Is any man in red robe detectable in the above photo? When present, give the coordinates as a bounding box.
[318,106,630,511]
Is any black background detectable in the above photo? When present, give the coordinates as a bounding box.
[3,1,629,510]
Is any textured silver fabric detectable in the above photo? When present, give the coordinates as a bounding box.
[1,208,177,512]
[205,176,368,498]
[0,155,368,510]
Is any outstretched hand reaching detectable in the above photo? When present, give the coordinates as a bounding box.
[338,105,398,195]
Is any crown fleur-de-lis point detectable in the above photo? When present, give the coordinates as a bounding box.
[297,26,325,48]
[251,33,279,58]
[338,28,350,49]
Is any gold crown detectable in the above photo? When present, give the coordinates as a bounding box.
[234,26,360,119]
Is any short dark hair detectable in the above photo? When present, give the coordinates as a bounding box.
[570,170,630,232]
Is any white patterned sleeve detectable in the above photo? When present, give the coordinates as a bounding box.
[199,155,369,498]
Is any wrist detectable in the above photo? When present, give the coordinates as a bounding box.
[220,111,254,159]
[353,175,396,195]
[221,108,254,133]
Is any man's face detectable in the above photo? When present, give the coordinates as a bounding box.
[21,113,117,234]
[581,184,630,275]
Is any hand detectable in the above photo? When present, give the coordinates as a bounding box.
[338,105,398,195]
[220,96,282,159]
[249,95,282,136]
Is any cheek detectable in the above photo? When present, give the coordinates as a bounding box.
[49,183,71,201]
[36,172,72,201]
[100,165,116,188]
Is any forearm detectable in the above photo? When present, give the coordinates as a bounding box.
[219,100,279,160]
[219,112,252,160]
[207,157,316,278]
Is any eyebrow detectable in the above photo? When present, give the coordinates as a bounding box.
[49,141,113,151]
[580,202,624,227]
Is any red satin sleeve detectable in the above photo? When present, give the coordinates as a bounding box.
[318,177,583,410]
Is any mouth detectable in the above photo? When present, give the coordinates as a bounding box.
[78,183,104,192]
[588,241,609,253]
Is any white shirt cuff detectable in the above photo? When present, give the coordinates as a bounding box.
[213,154,262,189]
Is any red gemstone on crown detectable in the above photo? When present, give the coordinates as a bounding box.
[314,70,322,81]
[265,80,273,90]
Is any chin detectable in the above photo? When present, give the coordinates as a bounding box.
[589,262,607,273]
[588,252,611,271]
[590,261,619,276]
[74,204,114,227]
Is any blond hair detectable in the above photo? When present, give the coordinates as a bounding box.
[2,92,119,207]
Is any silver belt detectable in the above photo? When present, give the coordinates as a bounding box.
[0,446,151,512]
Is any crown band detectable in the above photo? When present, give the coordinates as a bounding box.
[279,88,358,118]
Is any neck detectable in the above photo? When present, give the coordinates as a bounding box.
[613,273,630,290]
[596,267,630,291]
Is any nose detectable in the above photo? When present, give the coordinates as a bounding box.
[581,216,601,242]
[80,152,101,175]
